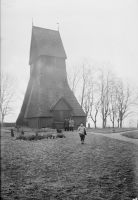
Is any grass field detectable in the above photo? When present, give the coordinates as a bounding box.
[122,131,138,139]
[1,128,138,200]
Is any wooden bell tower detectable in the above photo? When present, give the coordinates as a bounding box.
[16,26,86,129]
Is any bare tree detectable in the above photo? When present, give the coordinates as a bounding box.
[109,95,118,128]
[1,71,17,122]
[89,88,101,129]
[67,63,81,95]
[81,63,101,126]
[99,68,108,128]
[79,59,92,108]
[116,79,138,128]
[68,59,138,128]
[108,76,119,128]
[83,90,91,121]
[67,58,94,121]
[97,64,115,128]
[86,76,101,128]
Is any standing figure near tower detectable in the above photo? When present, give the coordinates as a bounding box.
[66,118,70,131]
[64,118,67,131]
[11,129,14,137]
[69,118,74,131]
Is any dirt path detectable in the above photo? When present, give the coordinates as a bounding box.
[90,130,138,145]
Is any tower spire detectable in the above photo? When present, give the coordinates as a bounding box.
[32,18,33,26]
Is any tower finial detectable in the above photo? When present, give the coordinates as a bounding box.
[57,23,59,31]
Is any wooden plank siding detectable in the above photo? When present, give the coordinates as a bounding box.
[38,117,53,128]
[53,110,71,122]
[28,118,39,128]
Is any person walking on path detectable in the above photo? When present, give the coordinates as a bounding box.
[78,123,87,144]
[69,118,74,131]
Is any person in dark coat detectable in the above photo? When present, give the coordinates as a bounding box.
[69,118,74,131]
[11,129,14,137]
[21,129,24,135]
[64,119,67,131]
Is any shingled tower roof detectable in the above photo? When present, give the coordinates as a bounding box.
[29,26,67,64]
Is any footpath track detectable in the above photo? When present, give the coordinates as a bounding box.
[90,130,138,145]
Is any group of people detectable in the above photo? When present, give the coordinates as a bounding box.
[64,118,87,144]
[64,118,74,131]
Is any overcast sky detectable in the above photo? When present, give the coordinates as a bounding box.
[1,0,138,123]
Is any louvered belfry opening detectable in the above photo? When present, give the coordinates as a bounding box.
[16,26,86,129]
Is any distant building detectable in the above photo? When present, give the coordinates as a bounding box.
[16,26,86,129]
